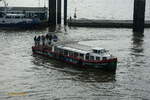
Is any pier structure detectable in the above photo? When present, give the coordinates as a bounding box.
[64,0,67,25]
[67,19,150,28]
[48,0,148,31]
[133,0,146,33]
[57,0,62,24]
[48,0,68,26]
[48,0,57,25]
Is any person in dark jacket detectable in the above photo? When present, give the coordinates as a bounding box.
[34,36,37,46]
[37,36,40,46]
[42,35,45,46]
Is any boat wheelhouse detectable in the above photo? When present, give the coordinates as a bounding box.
[32,34,117,71]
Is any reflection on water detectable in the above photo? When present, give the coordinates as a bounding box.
[131,33,144,55]
[130,32,145,67]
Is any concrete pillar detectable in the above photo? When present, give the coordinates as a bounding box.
[48,0,56,25]
[64,0,67,25]
[57,0,61,24]
[133,0,146,33]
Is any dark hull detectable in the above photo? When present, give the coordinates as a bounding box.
[32,46,117,71]
[0,22,48,29]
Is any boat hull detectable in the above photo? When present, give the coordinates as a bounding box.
[32,46,117,71]
[0,23,42,29]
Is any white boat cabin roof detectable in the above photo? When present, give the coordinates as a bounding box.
[62,43,92,51]
[92,47,105,51]
[57,45,89,54]
[6,14,25,17]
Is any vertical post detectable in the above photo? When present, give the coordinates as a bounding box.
[133,0,146,33]
[64,0,67,25]
[57,0,61,24]
[48,0,56,25]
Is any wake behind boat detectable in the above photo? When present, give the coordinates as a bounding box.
[32,33,117,71]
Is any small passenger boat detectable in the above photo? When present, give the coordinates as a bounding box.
[32,34,117,71]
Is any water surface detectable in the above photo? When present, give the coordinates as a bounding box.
[0,0,150,100]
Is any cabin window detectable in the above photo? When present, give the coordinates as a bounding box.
[74,52,78,57]
[59,49,63,54]
[60,49,64,54]
[64,50,68,56]
[69,51,73,57]
[103,57,107,60]
[96,57,100,60]
[79,54,84,59]
[86,55,89,60]
[90,56,94,60]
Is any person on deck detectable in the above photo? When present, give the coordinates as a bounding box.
[48,35,52,45]
[45,34,49,46]
[53,35,58,42]
[37,36,40,46]
[34,36,37,46]
[42,35,45,46]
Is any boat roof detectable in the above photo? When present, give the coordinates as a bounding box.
[57,45,89,54]
[92,47,105,51]
[6,14,25,16]
[63,43,92,51]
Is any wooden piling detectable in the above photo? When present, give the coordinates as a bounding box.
[133,0,146,33]
[64,0,67,25]
[48,0,56,25]
[57,0,61,24]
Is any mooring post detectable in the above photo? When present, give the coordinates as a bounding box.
[64,0,67,25]
[48,0,56,25]
[57,0,61,24]
[133,0,146,33]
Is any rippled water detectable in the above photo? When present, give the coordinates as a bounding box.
[0,0,150,100]
[0,27,150,100]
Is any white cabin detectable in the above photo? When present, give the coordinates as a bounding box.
[53,44,113,61]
